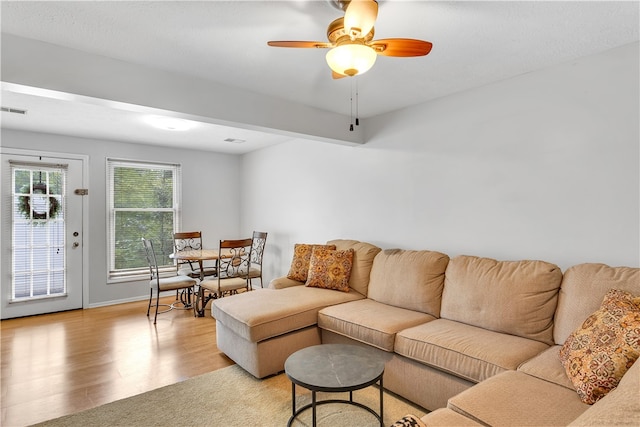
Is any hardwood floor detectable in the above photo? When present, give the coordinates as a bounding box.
[1,297,234,426]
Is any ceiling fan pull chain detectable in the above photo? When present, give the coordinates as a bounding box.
[349,79,354,131]
[355,78,360,126]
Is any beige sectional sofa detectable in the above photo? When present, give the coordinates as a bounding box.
[211,239,640,426]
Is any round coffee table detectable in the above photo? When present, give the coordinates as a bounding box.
[284,344,385,427]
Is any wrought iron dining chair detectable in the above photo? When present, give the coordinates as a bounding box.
[173,231,217,279]
[142,238,198,324]
[197,238,253,312]
[248,231,268,288]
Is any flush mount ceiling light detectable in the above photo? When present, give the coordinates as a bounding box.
[145,116,195,131]
[268,0,432,79]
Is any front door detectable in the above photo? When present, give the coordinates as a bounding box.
[0,150,86,319]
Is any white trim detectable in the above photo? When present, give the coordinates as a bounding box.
[85,290,178,309]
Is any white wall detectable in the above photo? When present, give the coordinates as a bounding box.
[1,130,242,306]
[241,42,640,282]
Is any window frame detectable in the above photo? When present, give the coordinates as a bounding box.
[106,158,181,283]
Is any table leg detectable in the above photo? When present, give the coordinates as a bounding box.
[194,286,205,317]
[379,376,384,427]
[312,390,317,427]
[198,260,205,281]
[291,382,296,417]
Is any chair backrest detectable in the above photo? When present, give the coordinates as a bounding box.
[250,231,268,266]
[218,238,253,280]
[142,238,159,280]
[173,231,203,272]
[174,231,203,251]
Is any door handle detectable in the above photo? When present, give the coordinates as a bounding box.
[72,242,80,248]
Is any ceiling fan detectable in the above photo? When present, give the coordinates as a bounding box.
[267,0,433,79]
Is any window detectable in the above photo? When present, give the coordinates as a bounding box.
[11,162,67,300]
[107,159,181,281]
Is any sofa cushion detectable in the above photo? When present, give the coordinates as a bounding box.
[305,248,354,292]
[441,255,562,345]
[367,249,449,316]
[395,318,549,384]
[448,370,589,426]
[568,359,640,426]
[287,243,336,282]
[318,299,435,351]
[211,287,363,342]
[559,288,640,404]
[554,263,640,345]
[517,345,574,390]
[327,239,381,296]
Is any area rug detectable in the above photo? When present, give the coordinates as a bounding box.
[34,365,426,426]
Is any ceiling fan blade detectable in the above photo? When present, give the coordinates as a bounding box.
[332,71,347,79]
[344,0,378,37]
[267,41,332,49]
[370,38,433,57]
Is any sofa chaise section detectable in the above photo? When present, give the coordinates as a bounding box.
[211,239,381,378]
[212,286,364,378]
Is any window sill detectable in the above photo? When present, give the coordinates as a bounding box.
[108,268,177,284]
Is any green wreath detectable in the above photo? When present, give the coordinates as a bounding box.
[18,183,61,221]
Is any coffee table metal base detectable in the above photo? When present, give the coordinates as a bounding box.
[287,376,384,427]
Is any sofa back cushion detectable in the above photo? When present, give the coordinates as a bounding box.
[367,249,450,316]
[441,255,562,345]
[554,263,640,345]
[327,239,381,296]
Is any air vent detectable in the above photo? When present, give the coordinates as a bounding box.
[1,107,27,115]
[223,138,246,144]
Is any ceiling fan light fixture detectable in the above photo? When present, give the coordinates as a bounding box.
[326,44,377,77]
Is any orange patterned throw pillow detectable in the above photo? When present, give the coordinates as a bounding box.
[390,414,427,427]
[305,248,354,292]
[559,288,640,404]
[287,244,336,282]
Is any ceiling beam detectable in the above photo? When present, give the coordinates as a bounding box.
[1,34,364,146]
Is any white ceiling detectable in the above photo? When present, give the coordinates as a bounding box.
[1,1,638,154]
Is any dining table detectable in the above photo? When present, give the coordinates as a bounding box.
[169,249,231,317]
[170,249,221,280]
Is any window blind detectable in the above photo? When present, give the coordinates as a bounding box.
[107,159,181,281]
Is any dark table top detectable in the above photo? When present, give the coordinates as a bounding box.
[284,344,385,392]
